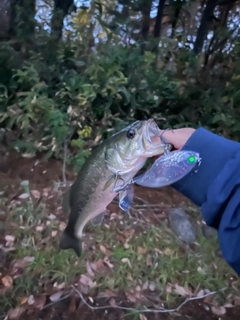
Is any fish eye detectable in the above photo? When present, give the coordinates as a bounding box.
[127,128,136,139]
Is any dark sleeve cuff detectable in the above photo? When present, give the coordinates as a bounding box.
[172,128,240,207]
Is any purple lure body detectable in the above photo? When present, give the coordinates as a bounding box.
[132,150,201,188]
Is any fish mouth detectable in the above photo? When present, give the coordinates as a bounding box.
[145,119,162,144]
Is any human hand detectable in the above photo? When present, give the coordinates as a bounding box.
[151,128,196,162]
[160,128,196,151]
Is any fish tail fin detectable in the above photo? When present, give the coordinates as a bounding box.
[59,230,82,257]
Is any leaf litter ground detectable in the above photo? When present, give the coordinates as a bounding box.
[0,149,240,320]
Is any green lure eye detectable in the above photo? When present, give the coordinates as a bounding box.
[188,156,196,163]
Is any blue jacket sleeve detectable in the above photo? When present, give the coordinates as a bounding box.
[172,128,240,275]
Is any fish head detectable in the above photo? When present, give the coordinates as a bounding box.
[106,119,170,175]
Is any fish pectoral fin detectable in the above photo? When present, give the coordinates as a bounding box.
[90,211,107,226]
[103,175,116,191]
[59,230,82,257]
[103,174,124,192]
[113,178,133,193]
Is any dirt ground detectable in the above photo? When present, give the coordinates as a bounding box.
[0,149,240,320]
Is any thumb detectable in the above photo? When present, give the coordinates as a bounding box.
[160,128,196,150]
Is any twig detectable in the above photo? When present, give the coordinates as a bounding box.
[112,199,171,209]
[132,204,171,209]
[71,285,226,314]
[133,196,150,204]
[62,139,68,187]
[61,122,78,186]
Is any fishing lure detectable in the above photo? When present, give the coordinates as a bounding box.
[116,150,201,212]
[132,150,201,188]
[119,184,134,212]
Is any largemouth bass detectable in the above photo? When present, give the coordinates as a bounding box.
[59,119,168,256]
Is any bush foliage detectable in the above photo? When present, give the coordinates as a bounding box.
[0,1,240,170]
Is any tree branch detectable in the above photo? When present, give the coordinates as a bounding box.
[153,0,166,38]
[193,0,218,54]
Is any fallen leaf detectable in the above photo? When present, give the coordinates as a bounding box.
[36,225,45,232]
[123,242,130,249]
[24,256,35,263]
[53,282,65,290]
[197,266,206,274]
[174,284,191,297]
[136,285,141,292]
[117,235,126,243]
[203,304,210,311]
[8,307,26,319]
[197,289,205,297]
[126,290,137,303]
[127,273,133,281]
[43,187,52,194]
[204,293,214,304]
[11,259,26,270]
[163,248,173,256]
[121,258,132,268]
[78,283,89,295]
[149,283,155,291]
[211,306,226,316]
[109,298,116,306]
[234,296,240,306]
[27,295,35,305]
[137,246,147,254]
[110,213,123,220]
[50,291,64,302]
[139,314,148,320]
[2,275,13,288]
[48,214,56,220]
[142,281,149,290]
[2,246,16,253]
[59,222,67,231]
[5,235,15,243]
[20,297,28,305]
[86,261,95,277]
[99,244,111,256]
[79,274,95,288]
[146,255,152,266]
[103,257,114,268]
[166,284,173,293]
[31,190,41,199]
[18,193,30,199]
[89,296,94,304]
